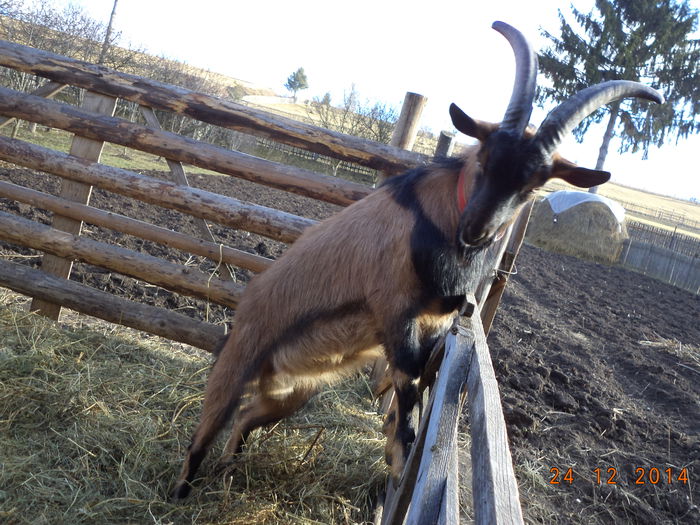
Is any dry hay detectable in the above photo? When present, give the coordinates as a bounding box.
[0,290,387,524]
[525,197,629,264]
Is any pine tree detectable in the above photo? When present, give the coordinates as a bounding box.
[538,0,700,191]
[284,67,308,102]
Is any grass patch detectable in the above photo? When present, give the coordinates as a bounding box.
[0,291,386,524]
[1,126,227,176]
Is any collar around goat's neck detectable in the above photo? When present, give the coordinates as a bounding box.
[456,164,473,213]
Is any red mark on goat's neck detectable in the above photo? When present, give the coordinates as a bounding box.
[456,165,472,213]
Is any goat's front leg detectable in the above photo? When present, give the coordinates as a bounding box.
[382,315,430,480]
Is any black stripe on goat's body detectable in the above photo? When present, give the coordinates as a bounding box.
[219,299,370,371]
[385,161,492,300]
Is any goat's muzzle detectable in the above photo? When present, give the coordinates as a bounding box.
[457,211,494,251]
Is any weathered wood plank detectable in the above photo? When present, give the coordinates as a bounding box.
[466,313,525,525]
[382,392,435,525]
[0,259,226,352]
[405,325,472,525]
[31,91,117,319]
[0,180,272,273]
[381,300,475,525]
[0,80,67,129]
[0,210,244,309]
[0,39,428,174]
[0,86,371,206]
[438,438,460,525]
[0,135,315,243]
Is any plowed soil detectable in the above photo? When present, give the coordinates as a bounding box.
[0,165,698,524]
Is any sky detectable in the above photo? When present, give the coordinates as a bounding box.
[34,0,700,201]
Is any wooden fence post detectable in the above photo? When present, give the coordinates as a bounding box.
[30,91,117,319]
[390,92,428,151]
[434,131,455,157]
[376,92,427,184]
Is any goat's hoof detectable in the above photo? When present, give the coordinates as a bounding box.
[390,462,404,487]
[170,481,192,501]
[214,454,239,476]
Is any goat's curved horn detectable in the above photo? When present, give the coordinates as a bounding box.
[535,80,664,156]
[493,21,539,135]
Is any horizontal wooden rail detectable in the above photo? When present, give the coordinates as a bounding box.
[0,259,226,352]
[0,210,244,308]
[0,180,273,274]
[0,86,372,207]
[0,135,315,244]
[0,39,428,174]
[0,80,67,129]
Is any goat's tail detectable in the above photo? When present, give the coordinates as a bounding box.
[171,329,262,499]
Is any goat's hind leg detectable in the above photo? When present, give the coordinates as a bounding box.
[222,383,317,458]
[171,355,248,500]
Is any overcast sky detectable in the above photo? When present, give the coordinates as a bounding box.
[36,0,700,200]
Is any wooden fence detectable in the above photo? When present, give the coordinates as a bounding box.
[0,38,526,524]
[621,221,700,294]
[253,136,378,180]
[618,199,700,234]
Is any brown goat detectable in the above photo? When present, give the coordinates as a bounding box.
[171,21,662,499]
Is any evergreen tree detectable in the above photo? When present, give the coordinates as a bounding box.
[538,0,700,191]
[284,67,308,102]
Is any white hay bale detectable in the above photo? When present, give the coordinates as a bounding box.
[526,191,629,264]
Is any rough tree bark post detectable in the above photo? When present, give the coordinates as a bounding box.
[434,131,455,157]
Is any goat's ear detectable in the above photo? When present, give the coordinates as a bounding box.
[449,103,497,141]
[549,155,611,188]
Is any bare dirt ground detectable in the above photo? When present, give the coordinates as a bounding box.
[490,243,698,524]
[0,165,698,524]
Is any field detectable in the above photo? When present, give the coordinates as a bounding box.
[0,147,698,523]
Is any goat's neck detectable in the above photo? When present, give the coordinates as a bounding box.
[456,164,472,213]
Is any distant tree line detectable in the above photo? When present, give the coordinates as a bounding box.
[0,0,406,175]
[0,0,242,149]
[307,84,399,144]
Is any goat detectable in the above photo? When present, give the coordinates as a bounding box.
[171,21,662,499]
